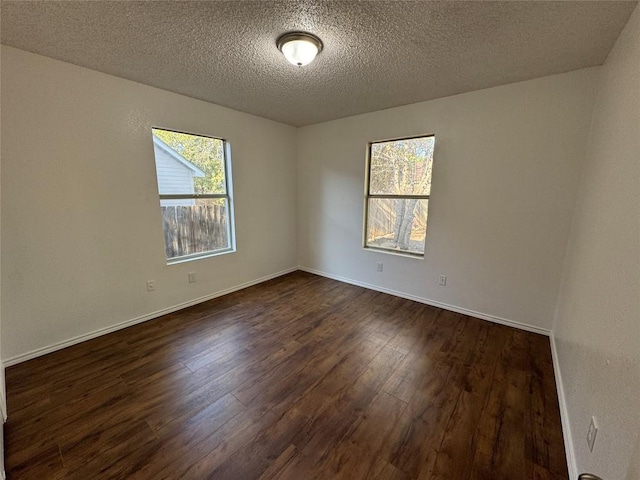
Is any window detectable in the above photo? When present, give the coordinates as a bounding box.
[364,135,435,257]
[151,128,234,262]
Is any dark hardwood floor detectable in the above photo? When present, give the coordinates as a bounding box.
[4,271,568,479]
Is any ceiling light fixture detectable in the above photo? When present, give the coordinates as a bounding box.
[277,32,323,67]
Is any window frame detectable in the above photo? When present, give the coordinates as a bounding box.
[152,127,236,264]
[363,133,435,258]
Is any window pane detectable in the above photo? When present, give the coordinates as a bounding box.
[369,136,434,196]
[160,198,230,259]
[152,128,226,195]
[366,198,428,255]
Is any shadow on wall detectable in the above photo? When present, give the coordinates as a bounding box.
[626,433,640,480]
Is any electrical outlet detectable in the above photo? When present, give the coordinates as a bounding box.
[188,272,197,283]
[376,262,383,272]
[146,280,155,292]
[587,416,598,452]
[438,275,447,286]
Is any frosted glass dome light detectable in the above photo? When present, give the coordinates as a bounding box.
[277,32,323,67]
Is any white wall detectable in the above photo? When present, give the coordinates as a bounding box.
[553,5,640,480]
[297,69,599,331]
[0,46,298,362]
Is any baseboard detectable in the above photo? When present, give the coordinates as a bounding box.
[0,388,5,423]
[550,332,578,479]
[4,265,551,366]
[299,266,552,337]
[0,364,5,422]
[0,360,4,480]
[3,267,299,367]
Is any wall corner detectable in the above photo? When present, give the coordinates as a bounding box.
[550,331,578,479]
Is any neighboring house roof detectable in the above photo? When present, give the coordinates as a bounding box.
[152,135,205,177]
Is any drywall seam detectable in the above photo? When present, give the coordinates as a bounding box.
[550,332,578,479]
[299,266,551,337]
[3,267,298,366]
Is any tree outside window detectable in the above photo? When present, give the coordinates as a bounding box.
[365,135,435,256]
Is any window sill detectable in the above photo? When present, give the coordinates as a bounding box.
[363,246,425,260]
[166,248,235,265]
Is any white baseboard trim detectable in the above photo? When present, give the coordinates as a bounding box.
[0,361,4,480]
[299,266,551,337]
[550,332,578,479]
[3,267,299,367]
[0,366,5,423]
[0,388,5,423]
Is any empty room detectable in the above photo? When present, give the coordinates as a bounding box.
[0,1,638,479]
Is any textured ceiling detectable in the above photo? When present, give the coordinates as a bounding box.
[1,1,637,126]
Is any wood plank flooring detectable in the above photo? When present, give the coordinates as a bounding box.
[4,271,568,479]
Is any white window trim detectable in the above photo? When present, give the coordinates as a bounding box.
[153,128,236,263]
[363,134,434,258]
